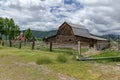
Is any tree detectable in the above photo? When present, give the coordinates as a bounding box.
[24,28,33,41]
[4,17,9,41]
[8,18,15,40]
[0,17,20,46]
[14,25,20,37]
[0,17,4,40]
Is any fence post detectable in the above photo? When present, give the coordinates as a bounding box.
[118,35,120,51]
[32,41,35,50]
[78,41,82,57]
[19,41,22,49]
[50,42,52,52]
[9,40,12,47]
[2,40,4,46]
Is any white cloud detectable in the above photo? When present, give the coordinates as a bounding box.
[0,0,120,35]
[68,0,120,35]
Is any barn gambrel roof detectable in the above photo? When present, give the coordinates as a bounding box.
[66,22,107,41]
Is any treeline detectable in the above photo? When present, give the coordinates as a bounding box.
[0,17,20,41]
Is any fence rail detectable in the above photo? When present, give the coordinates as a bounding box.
[79,56,120,61]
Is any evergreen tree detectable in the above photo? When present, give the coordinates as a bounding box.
[24,28,33,40]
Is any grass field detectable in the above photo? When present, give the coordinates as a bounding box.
[92,49,120,58]
[0,45,120,80]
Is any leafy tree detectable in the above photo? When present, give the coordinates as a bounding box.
[0,17,4,40]
[14,25,20,36]
[0,17,20,46]
[4,18,9,40]
[24,28,33,40]
[8,18,15,40]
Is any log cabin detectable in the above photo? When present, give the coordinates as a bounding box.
[45,22,109,50]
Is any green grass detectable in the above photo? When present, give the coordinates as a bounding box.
[57,54,67,63]
[36,57,52,64]
[0,45,120,80]
[92,49,120,58]
[47,62,98,80]
[89,49,120,63]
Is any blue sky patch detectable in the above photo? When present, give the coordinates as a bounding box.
[64,0,74,4]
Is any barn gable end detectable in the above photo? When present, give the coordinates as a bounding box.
[57,22,74,35]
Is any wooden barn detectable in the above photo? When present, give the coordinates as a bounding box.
[45,22,109,49]
[15,33,27,42]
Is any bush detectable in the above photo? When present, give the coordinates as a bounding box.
[0,46,3,49]
[57,54,67,63]
[36,57,52,65]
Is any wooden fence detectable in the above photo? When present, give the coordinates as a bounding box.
[1,40,38,50]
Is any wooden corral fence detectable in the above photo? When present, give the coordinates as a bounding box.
[2,40,36,50]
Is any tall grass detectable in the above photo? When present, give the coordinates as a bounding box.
[57,54,67,63]
[36,57,52,65]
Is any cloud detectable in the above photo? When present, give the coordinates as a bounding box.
[0,0,120,35]
[68,0,120,35]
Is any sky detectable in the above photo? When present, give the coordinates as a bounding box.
[0,0,120,35]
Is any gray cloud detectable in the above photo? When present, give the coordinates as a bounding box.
[0,0,120,35]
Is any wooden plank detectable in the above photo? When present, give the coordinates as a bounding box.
[79,56,120,61]
[50,42,52,52]
[78,41,82,57]
[19,42,21,49]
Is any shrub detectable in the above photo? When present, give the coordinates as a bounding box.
[57,54,67,63]
[0,46,3,49]
[72,55,78,61]
[36,57,52,65]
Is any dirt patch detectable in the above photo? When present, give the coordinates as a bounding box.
[14,62,78,80]
[57,73,78,80]
[83,48,100,57]
[93,63,120,80]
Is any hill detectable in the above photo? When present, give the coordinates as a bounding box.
[96,34,118,41]
[22,30,57,38]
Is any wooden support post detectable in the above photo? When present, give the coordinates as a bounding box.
[9,40,12,47]
[108,35,111,50]
[32,41,35,50]
[118,35,120,51]
[50,42,52,52]
[2,40,4,46]
[78,41,82,57]
[19,42,21,49]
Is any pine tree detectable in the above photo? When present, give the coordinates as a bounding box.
[25,28,33,41]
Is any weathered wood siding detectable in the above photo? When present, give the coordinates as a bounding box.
[75,36,97,47]
[47,23,76,44]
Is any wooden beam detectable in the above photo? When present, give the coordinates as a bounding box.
[19,42,21,49]
[50,42,52,52]
[78,41,82,57]
[32,41,35,50]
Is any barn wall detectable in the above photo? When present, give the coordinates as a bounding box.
[75,36,97,48]
[96,40,109,50]
[46,23,76,44]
